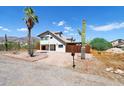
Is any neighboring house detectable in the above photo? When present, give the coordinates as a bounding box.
[37,31,81,52]
[111,39,124,48]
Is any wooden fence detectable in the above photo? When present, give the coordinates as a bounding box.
[66,43,91,53]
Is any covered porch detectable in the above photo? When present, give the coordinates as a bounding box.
[40,44,56,51]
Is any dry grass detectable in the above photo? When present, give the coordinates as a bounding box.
[92,50,124,70]
[66,50,124,84]
[91,50,124,83]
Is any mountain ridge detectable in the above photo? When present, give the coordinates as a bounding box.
[0,36,40,43]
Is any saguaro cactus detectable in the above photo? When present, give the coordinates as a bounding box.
[77,19,86,59]
[5,34,8,51]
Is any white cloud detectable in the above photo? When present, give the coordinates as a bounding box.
[68,33,78,36]
[0,26,3,29]
[0,26,10,32]
[64,26,73,31]
[69,33,75,36]
[58,21,65,26]
[17,28,28,32]
[63,26,74,33]
[89,22,124,31]
[53,20,65,26]
[52,21,74,33]
[52,22,56,25]
[2,28,10,31]
[64,30,68,33]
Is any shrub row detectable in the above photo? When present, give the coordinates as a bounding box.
[0,41,21,51]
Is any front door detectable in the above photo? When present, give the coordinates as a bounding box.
[41,45,46,50]
[50,44,56,51]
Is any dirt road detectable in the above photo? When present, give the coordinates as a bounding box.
[0,55,122,86]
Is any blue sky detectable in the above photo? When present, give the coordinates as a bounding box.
[0,6,124,42]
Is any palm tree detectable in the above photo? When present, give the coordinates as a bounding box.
[77,19,86,59]
[23,7,38,57]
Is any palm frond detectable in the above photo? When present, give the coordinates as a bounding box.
[35,16,39,23]
[31,15,39,23]
[23,7,39,29]
[28,7,34,14]
[22,17,28,21]
[77,29,81,36]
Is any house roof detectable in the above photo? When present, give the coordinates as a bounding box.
[111,39,124,43]
[37,30,77,44]
[111,39,124,47]
[118,43,124,46]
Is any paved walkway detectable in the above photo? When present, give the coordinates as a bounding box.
[0,55,122,86]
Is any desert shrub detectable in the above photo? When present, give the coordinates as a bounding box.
[21,43,36,50]
[6,41,20,51]
[21,44,28,49]
[121,47,124,51]
[0,44,5,51]
[0,41,22,51]
[90,38,112,51]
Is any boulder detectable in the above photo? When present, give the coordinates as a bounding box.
[105,67,113,72]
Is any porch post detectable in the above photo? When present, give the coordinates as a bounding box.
[39,40,41,50]
[48,34,50,51]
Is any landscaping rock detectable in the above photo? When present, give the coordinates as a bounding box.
[106,48,124,53]
[105,67,113,72]
[114,69,124,74]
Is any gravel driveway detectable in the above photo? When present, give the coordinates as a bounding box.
[0,55,122,86]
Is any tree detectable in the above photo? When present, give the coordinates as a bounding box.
[90,38,112,51]
[77,20,86,59]
[23,7,38,57]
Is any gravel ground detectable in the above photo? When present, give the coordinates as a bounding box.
[37,52,94,67]
[0,54,123,86]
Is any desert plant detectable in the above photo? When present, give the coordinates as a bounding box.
[121,47,124,51]
[23,7,38,57]
[90,38,112,51]
[5,34,8,51]
[77,19,86,59]
[7,41,18,50]
[0,44,5,51]
[0,41,21,51]
[17,42,21,50]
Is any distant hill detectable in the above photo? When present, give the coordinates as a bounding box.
[0,36,40,43]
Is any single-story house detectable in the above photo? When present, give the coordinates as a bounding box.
[111,39,124,48]
[37,31,81,52]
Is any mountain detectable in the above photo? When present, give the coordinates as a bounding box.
[0,36,40,43]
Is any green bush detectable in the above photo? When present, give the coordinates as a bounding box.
[121,47,124,51]
[0,41,23,51]
[90,38,112,51]
[4,41,20,51]
[0,44,5,51]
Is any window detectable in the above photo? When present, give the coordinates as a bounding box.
[40,37,44,40]
[58,45,63,48]
[45,37,48,40]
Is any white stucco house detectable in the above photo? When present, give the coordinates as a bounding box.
[111,39,124,48]
[37,31,81,52]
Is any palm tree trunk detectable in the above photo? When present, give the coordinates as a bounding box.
[81,46,85,59]
[28,28,34,57]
